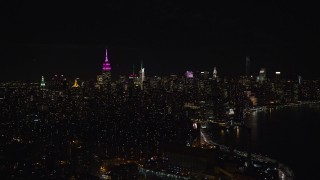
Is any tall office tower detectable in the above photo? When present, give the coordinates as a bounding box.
[102,48,112,85]
[213,67,217,79]
[246,56,250,76]
[40,76,46,88]
[0,87,5,100]
[95,75,103,89]
[298,75,302,85]
[185,71,194,92]
[185,71,194,78]
[139,61,145,90]
[275,71,281,80]
[258,68,266,82]
[72,79,80,88]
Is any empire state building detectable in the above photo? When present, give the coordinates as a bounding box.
[102,48,111,85]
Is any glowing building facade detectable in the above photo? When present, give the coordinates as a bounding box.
[40,76,46,88]
[245,56,250,76]
[139,61,145,90]
[258,68,266,83]
[275,72,281,80]
[72,79,80,88]
[213,67,217,79]
[102,49,111,85]
[185,71,194,78]
[298,75,302,85]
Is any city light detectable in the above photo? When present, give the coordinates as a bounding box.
[102,49,111,71]
[185,71,194,78]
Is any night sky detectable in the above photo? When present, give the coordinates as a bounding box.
[1,1,319,81]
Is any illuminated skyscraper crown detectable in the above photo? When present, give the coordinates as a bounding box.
[185,71,194,78]
[102,49,111,71]
[72,79,80,88]
[40,76,46,87]
[213,67,217,78]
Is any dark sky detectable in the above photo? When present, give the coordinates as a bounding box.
[0,1,319,81]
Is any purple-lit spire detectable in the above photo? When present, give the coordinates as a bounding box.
[102,48,111,71]
[105,49,109,62]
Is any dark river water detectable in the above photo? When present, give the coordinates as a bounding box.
[207,103,320,180]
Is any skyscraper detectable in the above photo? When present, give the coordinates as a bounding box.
[213,67,217,79]
[102,48,112,85]
[185,71,194,78]
[139,61,145,90]
[72,79,80,88]
[40,76,46,88]
[275,71,281,81]
[258,68,266,83]
[245,56,250,76]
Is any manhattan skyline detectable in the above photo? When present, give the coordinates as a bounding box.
[1,1,320,81]
[1,2,320,179]
[0,45,316,81]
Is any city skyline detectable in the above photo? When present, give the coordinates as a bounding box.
[1,1,320,81]
[1,47,318,178]
[0,45,317,82]
[2,1,320,179]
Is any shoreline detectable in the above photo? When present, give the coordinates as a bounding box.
[247,100,320,113]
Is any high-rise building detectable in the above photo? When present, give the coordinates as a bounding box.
[72,78,80,88]
[102,48,112,85]
[40,76,46,88]
[139,61,145,90]
[0,87,5,100]
[199,71,210,79]
[185,71,194,78]
[275,72,281,81]
[213,67,217,79]
[258,68,266,83]
[245,56,250,76]
[97,75,103,85]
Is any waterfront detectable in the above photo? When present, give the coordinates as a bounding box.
[205,102,320,179]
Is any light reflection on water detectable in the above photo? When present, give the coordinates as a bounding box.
[206,102,320,179]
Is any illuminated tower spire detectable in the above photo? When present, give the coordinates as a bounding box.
[72,79,80,88]
[40,76,46,87]
[213,67,217,79]
[102,48,112,86]
[139,60,145,90]
[102,49,111,71]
